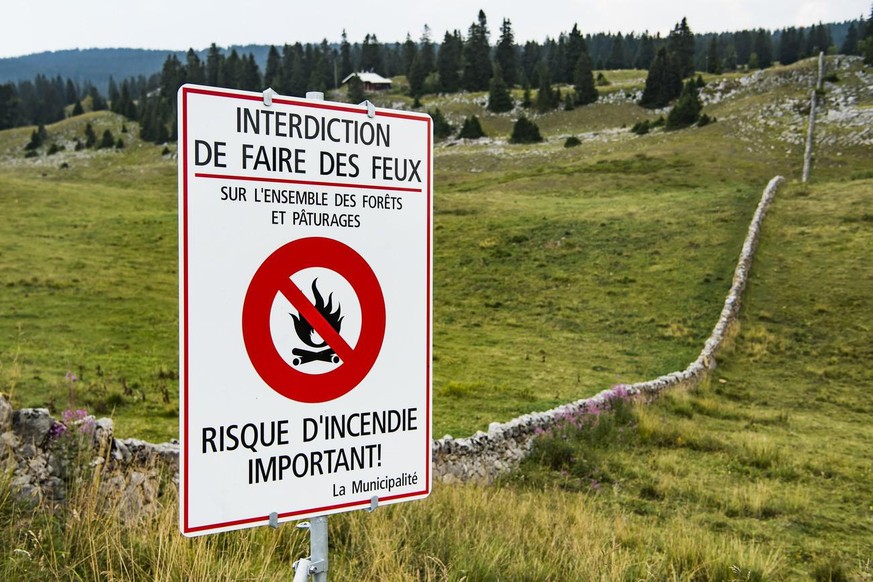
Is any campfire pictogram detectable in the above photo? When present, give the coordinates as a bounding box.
[290,278,343,366]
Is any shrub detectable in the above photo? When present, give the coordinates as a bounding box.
[564,136,582,148]
[457,115,485,139]
[510,115,543,144]
[429,108,454,141]
[631,120,651,135]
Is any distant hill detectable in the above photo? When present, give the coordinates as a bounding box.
[0,46,273,94]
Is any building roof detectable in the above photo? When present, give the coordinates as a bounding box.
[341,71,393,86]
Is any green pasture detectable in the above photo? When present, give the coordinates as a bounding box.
[1,56,872,579]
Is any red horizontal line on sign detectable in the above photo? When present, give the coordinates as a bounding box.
[194,172,422,193]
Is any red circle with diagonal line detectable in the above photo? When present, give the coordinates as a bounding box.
[242,237,385,403]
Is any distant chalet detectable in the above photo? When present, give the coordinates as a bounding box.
[341,71,392,92]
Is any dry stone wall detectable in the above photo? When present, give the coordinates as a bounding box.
[1,176,783,500]
[431,175,784,483]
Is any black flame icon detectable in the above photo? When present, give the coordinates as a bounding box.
[290,279,343,366]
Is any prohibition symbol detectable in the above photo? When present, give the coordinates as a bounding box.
[242,237,386,403]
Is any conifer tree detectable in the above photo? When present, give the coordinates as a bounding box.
[510,115,543,143]
[462,10,492,91]
[779,27,801,65]
[640,47,682,108]
[206,43,224,87]
[634,32,656,69]
[419,25,436,74]
[534,62,558,113]
[429,108,453,140]
[408,53,427,99]
[753,29,773,69]
[607,33,626,69]
[264,46,282,88]
[665,79,702,130]
[360,34,383,72]
[402,34,417,77]
[667,18,696,78]
[487,62,514,112]
[573,52,598,105]
[437,30,463,92]
[107,77,119,107]
[495,19,518,87]
[864,5,873,65]
[707,37,722,73]
[841,23,860,55]
[347,75,365,104]
[565,24,587,79]
[84,122,97,148]
[457,115,485,139]
[0,83,18,130]
[186,49,205,85]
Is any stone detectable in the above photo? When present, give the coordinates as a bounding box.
[12,408,53,445]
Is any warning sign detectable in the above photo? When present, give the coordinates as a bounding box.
[178,85,432,536]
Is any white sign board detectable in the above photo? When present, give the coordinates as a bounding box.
[178,85,432,537]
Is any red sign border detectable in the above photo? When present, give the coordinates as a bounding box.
[179,85,432,536]
[242,236,385,403]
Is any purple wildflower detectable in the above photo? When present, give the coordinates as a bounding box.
[48,421,67,440]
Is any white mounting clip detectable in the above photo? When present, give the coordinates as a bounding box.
[268,511,279,528]
[263,87,275,107]
[367,495,379,512]
[360,100,376,118]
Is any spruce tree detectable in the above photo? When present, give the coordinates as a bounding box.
[186,48,206,85]
[408,54,428,99]
[495,19,518,87]
[667,18,696,78]
[0,83,18,130]
[573,52,598,105]
[347,75,365,104]
[339,31,353,81]
[865,5,873,65]
[509,115,543,143]
[565,24,587,80]
[462,10,491,92]
[98,129,115,149]
[419,26,436,75]
[437,30,463,92]
[84,122,97,148]
[534,62,558,113]
[360,34,383,72]
[457,115,485,139]
[264,46,282,89]
[635,33,656,69]
[665,79,702,130]
[607,33,626,69]
[487,63,514,112]
[707,37,721,73]
[640,47,682,108]
[429,108,454,140]
[753,29,773,69]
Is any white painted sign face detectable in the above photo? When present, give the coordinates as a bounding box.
[178,85,432,537]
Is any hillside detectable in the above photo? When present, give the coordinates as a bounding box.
[1,56,871,442]
[0,55,872,579]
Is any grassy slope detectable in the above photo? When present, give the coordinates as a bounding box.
[1,57,871,579]
[0,114,179,440]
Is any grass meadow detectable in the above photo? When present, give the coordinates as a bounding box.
[1,57,872,579]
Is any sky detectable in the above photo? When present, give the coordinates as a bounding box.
[1,0,869,59]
